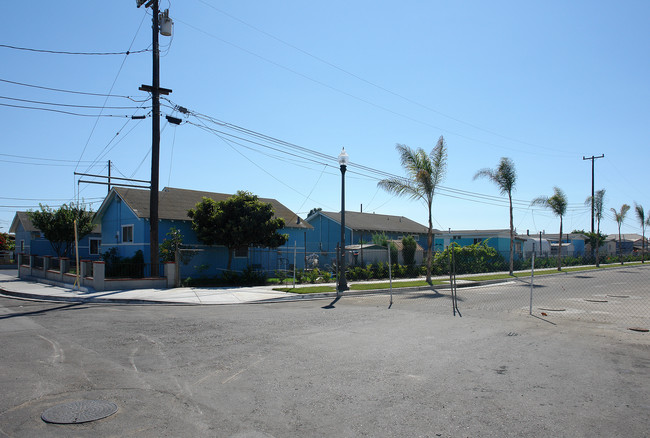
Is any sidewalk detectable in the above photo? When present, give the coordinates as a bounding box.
[0,270,486,305]
[0,271,306,305]
[0,269,529,306]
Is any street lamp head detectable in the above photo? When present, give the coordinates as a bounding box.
[338,148,349,166]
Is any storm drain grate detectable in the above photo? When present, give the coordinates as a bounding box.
[41,400,118,424]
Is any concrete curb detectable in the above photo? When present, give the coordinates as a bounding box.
[0,288,178,305]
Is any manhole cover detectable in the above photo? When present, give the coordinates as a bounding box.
[41,400,118,424]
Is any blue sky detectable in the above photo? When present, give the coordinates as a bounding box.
[2,1,648,238]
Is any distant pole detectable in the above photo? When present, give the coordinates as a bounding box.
[337,148,349,295]
[107,160,111,194]
[583,154,604,234]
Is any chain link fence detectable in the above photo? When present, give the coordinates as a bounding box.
[176,243,649,330]
[340,256,650,331]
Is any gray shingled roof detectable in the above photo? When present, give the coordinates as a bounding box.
[101,187,311,229]
[9,211,39,233]
[10,211,100,234]
[317,211,432,234]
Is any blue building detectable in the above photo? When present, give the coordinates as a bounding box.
[92,187,313,278]
[434,229,527,260]
[10,211,102,259]
[306,210,434,251]
[543,233,586,257]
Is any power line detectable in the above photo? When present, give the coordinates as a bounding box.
[0,196,103,202]
[0,153,95,163]
[0,43,150,56]
[0,103,135,117]
[185,111,575,212]
[0,78,145,100]
[0,95,148,110]
[74,11,149,175]
[196,0,566,155]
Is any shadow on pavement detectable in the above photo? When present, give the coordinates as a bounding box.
[0,301,90,320]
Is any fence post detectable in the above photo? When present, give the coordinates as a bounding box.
[292,241,297,289]
[165,261,177,288]
[60,257,68,282]
[93,261,106,291]
[529,252,535,315]
[387,244,393,307]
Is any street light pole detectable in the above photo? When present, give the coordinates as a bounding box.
[338,148,349,295]
[583,154,604,235]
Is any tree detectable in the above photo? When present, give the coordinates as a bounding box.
[378,136,447,284]
[307,207,322,218]
[27,203,94,258]
[531,187,567,271]
[159,227,186,263]
[401,235,417,266]
[372,233,398,263]
[0,233,10,251]
[584,189,606,266]
[610,204,630,265]
[473,157,517,275]
[187,191,288,271]
[634,203,646,263]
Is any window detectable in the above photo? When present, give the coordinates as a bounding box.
[473,238,483,244]
[452,235,461,240]
[89,238,101,255]
[122,225,133,243]
[235,246,248,258]
[20,240,24,252]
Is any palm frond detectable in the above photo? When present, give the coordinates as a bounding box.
[377,178,423,201]
[635,203,645,224]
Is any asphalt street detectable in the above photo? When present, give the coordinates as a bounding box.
[0,276,648,437]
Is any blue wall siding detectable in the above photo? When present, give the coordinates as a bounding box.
[98,195,313,276]
[572,239,585,256]
[99,198,149,259]
[15,221,100,259]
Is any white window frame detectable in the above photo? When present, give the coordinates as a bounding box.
[121,225,134,243]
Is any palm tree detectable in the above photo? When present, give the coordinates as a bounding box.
[474,157,517,275]
[378,136,447,284]
[584,189,606,266]
[610,204,630,265]
[531,187,567,271]
[634,203,646,263]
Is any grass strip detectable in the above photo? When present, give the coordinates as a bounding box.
[273,263,647,293]
[273,279,447,294]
